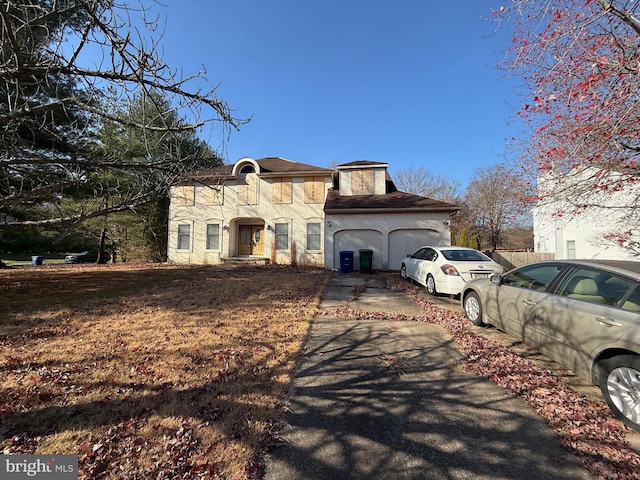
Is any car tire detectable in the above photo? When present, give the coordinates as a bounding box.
[426,274,437,296]
[463,291,484,326]
[400,264,408,280]
[597,355,640,432]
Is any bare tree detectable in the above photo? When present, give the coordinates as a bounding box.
[462,164,531,251]
[393,166,461,203]
[0,0,246,231]
[492,0,640,253]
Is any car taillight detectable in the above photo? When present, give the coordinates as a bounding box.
[440,264,460,276]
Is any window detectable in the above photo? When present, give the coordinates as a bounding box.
[622,287,640,312]
[566,240,576,259]
[557,267,636,306]
[203,186,223,205]
[177,224,191,250]
[237,175,257,205]
[306,223,321,250]
[502,263,565,291]
[175,186,195,205]
[304,177,325,203]
[275,223,289,250]
[423,248,437,261]
[239,164,255,174]
[272,178,292,204]
[206,224,220,250]
[351,169,374,195]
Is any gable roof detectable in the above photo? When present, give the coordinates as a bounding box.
[324,189,459,214]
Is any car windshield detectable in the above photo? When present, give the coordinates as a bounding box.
[441,249,490,262]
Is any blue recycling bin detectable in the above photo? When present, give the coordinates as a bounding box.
[339,250,354,273]
[31,255,43,266]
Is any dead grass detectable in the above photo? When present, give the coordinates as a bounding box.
[0,263,328,479]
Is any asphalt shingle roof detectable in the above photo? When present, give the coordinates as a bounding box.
[324,189,458,213]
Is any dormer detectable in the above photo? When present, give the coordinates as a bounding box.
[337,161,389,196]
[231,157,260,176]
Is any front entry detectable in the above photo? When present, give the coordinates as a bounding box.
[237,225,264,255]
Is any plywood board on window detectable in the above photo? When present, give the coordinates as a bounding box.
[272,178,292,204]
[175,186,195,205]
[202,186,223,205]
[351,169,374,195]
[304,177,324,204]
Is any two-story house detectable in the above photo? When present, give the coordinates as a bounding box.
[167,157,458,270]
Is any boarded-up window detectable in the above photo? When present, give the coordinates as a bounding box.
[304,177,325,204]
[351,170,374,195]
[237,175,257,205]
[202,186,223,205]
[175,186,195,205]
[272,178,292,204]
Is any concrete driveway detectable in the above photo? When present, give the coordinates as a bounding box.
[264,273,593,480]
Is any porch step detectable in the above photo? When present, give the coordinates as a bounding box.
[221,256,270,265]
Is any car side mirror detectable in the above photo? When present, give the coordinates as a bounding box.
[490,274,502,284]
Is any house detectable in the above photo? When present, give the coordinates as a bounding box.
[167,157,459,270]
[533,168,638,260]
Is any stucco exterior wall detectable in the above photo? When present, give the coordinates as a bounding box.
[168,174,331,265]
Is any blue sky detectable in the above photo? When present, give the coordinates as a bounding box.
[158,1,521,188]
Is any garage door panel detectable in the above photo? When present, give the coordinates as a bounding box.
[334,229,382,271]
[388,229,440,271]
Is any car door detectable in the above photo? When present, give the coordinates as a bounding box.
[405,248,427,283]
[484,263,566,342]
[415,247,438,287]
[526,267,640,378]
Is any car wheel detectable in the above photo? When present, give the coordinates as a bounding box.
[598,355,640,432]
[463,291,484,326]
[426,274,437,296]
[400,264,408,280]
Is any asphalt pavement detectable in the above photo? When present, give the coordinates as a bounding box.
[264,272,594,480]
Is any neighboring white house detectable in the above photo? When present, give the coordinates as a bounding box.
[167,157,459,270]
[533,168,639,261]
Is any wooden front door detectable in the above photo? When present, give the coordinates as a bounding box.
[237,225,264,255]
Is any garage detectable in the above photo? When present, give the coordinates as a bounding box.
[388,229,440,271]
[334,229,383,271]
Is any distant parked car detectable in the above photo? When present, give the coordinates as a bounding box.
[461,259,640,432]
[400,246,504,296]
[65,251,110,264]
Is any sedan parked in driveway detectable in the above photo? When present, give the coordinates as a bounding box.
[65,250,111,264]
[400,246,504,296]
[461,259,640,432]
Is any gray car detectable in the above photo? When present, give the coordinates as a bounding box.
[461,259,640,432]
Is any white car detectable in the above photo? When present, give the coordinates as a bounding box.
[400,246,504,296]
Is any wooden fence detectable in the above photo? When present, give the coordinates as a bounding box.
[485,251,555,270]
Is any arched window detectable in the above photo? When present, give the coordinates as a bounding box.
[239,164,255,174]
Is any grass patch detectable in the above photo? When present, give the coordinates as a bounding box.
[0,263,328,479]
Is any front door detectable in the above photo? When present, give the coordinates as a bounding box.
[237,225,264,255]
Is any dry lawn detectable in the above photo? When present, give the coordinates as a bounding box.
[0,263,328,479]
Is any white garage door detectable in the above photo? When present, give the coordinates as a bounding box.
[388,229,440,271]
[334,229,383,271]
